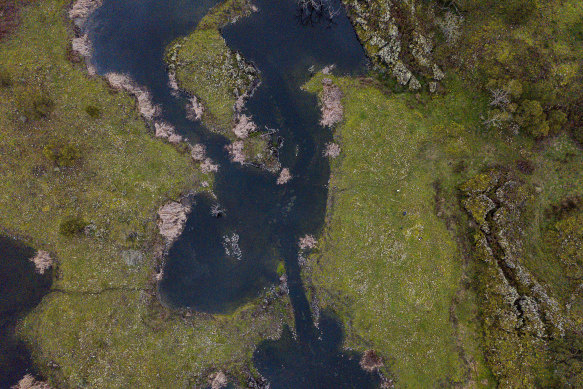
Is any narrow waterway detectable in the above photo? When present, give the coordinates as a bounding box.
[0,237,52,387]
[88,0,379,386]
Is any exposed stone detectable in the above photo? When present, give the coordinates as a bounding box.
[323,142,341,158]
[428,81,438,93]
[408,75,421,91]
[209,371,228,389]
[12,374,52,389]
[410,31,433,68]
[200,158,219,173]
[277,167,292,185]
[298,234,317,250]
[154,121,182,143]
[232,114,257,139]
[432,64,445,81]
[190,143,206,161]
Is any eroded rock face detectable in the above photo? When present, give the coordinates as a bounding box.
[157,201,191,244]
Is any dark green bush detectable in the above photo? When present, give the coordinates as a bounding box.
[517,100,549,138]
[43,142,81,167]
[569,19,583,42]
[548,110,568,135]
[85,105,101,118]
[0,66,11,87]
[500,0,537,26]
[59,217,87,236]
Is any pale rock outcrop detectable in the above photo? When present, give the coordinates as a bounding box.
[105,73,161,121]
[277,167,292,185]
[186,96,205,121]
[157,201,191,244]
[232,114,257,139]
[323,142,341,158]
[298,234,317,250]
[190,143,206,161]
[200,158,219,173]
[226,140,246,164]
[69,0,102,28]
[392,61,412,85]
[154,121,182,143]
[30,250,53,274]
[209,371,228,389]
[12,374,52,389]
[320,78,343,127]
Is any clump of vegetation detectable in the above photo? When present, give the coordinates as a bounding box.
[84,104,100,118]
[436,0,583,141]
[276,261,285,277]
[0,65,11,87]
[42,142,81,167]
[58,216,87,237]
[14,85,54,120]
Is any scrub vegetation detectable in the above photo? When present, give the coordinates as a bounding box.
[304,66,583,386]
[0,0,289,387]
[301,0,583,386]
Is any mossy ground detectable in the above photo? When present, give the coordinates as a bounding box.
[0,0,290,387]
[303,69,583,386]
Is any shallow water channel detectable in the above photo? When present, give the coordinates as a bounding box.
[88,0,379,386]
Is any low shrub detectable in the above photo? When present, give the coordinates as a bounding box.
[43,142,81,167]
[59,216,87,237]
[85,105,101,118]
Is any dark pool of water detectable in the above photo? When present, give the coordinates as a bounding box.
[0,236,52,387]
[88,0,380,386]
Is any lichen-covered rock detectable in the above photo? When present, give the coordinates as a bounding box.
[392,61,412,85]
[408,75,421,91]
[462,193,495,233]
